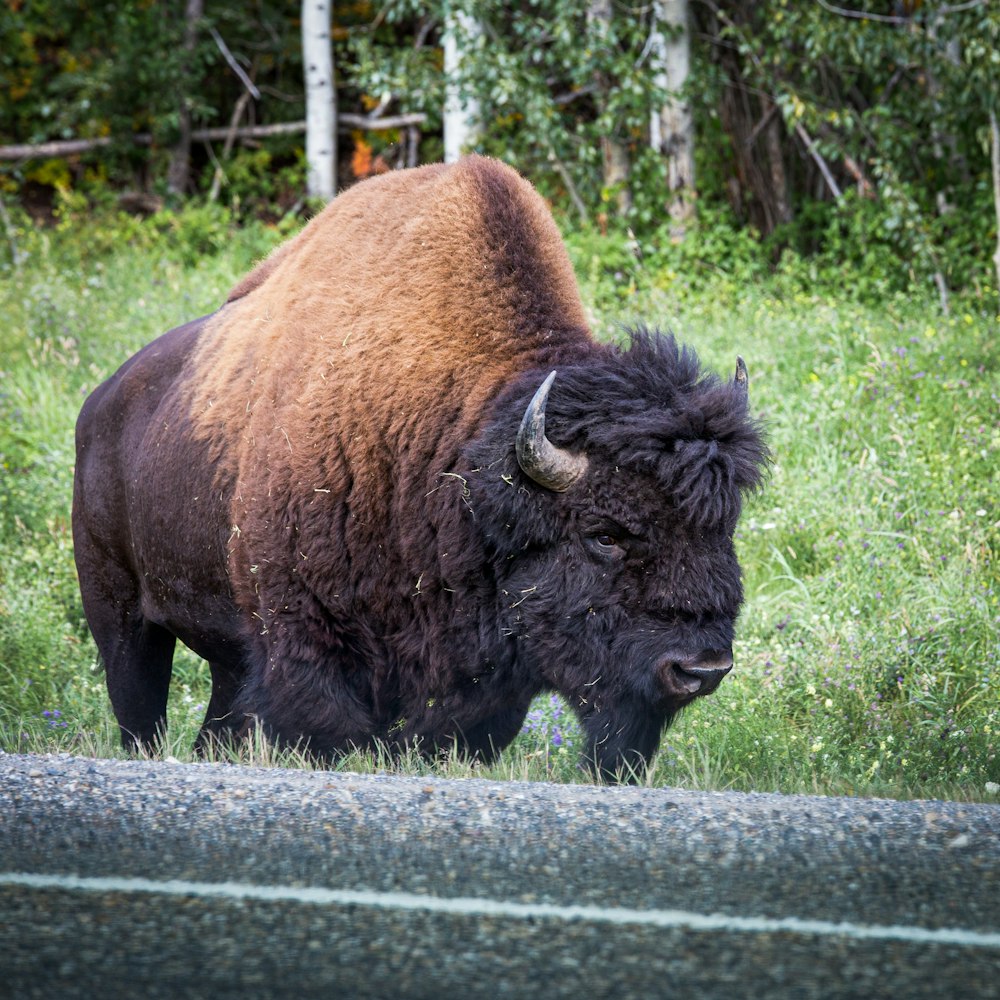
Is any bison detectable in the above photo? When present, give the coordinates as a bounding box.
[73,156,767,781]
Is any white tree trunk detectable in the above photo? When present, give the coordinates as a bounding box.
[443,13,480,163]
[650,0,694,227]
[302,0,336,200]
[991,110,1000,294]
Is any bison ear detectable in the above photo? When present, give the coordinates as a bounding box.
[516,371,588,493]
[734,356,749,398]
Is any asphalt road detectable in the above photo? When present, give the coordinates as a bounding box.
[1,751,998,999]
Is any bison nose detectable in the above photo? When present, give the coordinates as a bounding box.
[659,651,733,699]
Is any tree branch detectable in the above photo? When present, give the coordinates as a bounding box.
[816,0,988,24]
[209,26,261,100]
[0,115,428,162]
[0,137,116,160]
[548,152,589,224]
[794,122,843,199]
[208,88,254,202]
[553,85,597,107]
[336,112,427,131]
[843,154,874,196]
[745,103,779,149]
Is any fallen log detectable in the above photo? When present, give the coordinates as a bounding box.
[0,114,428,162]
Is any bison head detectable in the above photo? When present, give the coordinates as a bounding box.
[467,330,767,781]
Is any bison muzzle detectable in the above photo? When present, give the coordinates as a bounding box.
[72,156,767,782]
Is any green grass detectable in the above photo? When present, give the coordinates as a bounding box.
[1,206,997,802]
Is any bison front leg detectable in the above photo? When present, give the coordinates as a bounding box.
[450,703,533,763]
[579,701,668,784]
[231,642,378,759]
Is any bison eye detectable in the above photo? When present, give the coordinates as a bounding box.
[587,533,626,560]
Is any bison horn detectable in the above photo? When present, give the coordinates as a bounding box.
[516,371,588,492]
[734,356,749,398]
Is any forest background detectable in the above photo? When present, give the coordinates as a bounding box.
[2,0,999,297]
[0,1,997,798]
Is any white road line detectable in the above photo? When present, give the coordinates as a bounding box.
[3,871,999,949]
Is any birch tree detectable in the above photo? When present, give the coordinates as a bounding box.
[588,0,632,215]
[166,0,204,198]
[649,0,694,228]
[990,112,1000,292]
[443,11,481,163]
[302,0,336,201]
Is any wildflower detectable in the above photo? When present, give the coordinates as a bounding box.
[40,709,68,729]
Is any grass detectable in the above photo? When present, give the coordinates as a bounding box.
[1,203,997,802]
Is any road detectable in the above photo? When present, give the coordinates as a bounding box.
[1,752,998,998]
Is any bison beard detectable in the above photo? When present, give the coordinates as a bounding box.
[72,156,767,783]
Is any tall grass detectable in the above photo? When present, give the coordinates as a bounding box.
[1,205,996,800]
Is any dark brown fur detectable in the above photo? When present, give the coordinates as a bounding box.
[73,156,766,780]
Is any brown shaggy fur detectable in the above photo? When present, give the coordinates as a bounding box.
[73,155,766,779]
[192,156,593,601]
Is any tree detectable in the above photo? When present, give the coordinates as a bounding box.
[443,10,481,162]
[2,1,997,298]
[302,0,336,201]
[588,0,632,215]
[649,0,695,229]
[696,1,793,236]
[992,111,1000,292]
[166,0,205,198]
